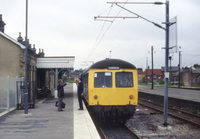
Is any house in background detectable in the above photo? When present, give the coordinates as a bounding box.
[162,66,179,84]
[174,64,200,87]
[137,68,145,83]
[145,69,164,83]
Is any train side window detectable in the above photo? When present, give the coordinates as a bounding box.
[115,72,133,87]
[94,72,112,88]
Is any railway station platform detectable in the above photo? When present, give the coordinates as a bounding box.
[0,83,100,139]
[139,85,200,103]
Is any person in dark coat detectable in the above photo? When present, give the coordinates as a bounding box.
[57,79,68,111]
[77,77,83,110]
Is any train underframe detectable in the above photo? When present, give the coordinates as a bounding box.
[91,105,136,124]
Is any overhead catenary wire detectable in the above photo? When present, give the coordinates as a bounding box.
[114,3,165,30]
[85,3,114,62]
[182,53,200,57]
[85,0,129,62]
[75,3,115,69]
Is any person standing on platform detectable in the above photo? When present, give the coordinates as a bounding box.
[57,79,68,111]
[77,77,83,110]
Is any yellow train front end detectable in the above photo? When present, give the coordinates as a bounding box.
[82,59,138,123]
[88,69,138,106]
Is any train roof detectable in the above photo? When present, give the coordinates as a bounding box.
[89,59,136,69]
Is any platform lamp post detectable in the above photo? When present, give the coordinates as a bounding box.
[24,0,29,114]
[100,0,170,126]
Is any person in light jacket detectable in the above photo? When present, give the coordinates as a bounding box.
[57,79,68,111]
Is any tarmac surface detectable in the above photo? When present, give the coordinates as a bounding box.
[0,83,100,139]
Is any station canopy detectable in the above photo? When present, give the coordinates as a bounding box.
[37,56,75,70]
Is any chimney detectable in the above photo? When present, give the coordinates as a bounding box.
[37,48,45,58]
[32,44,36,52]
[41,49,45,57]
[0,14,6,33]
[17,32,23,43]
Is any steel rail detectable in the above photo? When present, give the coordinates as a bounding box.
[139,98,200,118]
[125,124,142,139]
[99,127,107,139]
[138,99,200,127]
[99,124,141,139]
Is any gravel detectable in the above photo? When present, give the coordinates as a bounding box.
[126,104,200,139]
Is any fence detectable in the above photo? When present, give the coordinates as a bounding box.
[0,77,24,113]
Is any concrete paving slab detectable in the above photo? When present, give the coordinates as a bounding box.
[73,84,100,139]
[0,83,100,139]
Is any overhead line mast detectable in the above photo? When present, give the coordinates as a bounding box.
[94,1,171,126]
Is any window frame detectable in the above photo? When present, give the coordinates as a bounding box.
[115,72,134,88]
[94,72,112,88]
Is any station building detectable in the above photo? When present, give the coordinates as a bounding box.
[0,14,75,102]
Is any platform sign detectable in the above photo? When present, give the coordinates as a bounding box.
[169,16,178,54]
[20,85,30,89]
[165,72,169,79]
[108,66,120,70]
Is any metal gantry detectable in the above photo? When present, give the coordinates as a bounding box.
[95,0,170,125]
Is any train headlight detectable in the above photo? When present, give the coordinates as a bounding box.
[94,95,98,99]
[129,95,133,99]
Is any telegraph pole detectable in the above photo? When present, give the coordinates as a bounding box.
[146,57,148,84]
[151,46,154,89]
[169,56,172,84]
[178,51,181,88]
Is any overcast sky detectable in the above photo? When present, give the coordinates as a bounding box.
[1,0,200,70]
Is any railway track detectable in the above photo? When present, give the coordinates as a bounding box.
[86,104,141,139]
[98,123,141,139]
[138,98,200,127]
[85,101,140,139]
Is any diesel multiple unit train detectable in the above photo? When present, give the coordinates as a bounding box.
[81,58,138,123]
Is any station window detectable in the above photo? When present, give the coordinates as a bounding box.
[94,72,112,88]
[115,72,133,87]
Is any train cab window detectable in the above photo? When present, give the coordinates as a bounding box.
[94,72,112,88]
[115,72,133,87]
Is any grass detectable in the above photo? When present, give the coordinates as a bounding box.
[139,82,200,89]
[0,109,6,113]
[138,82,164,86]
